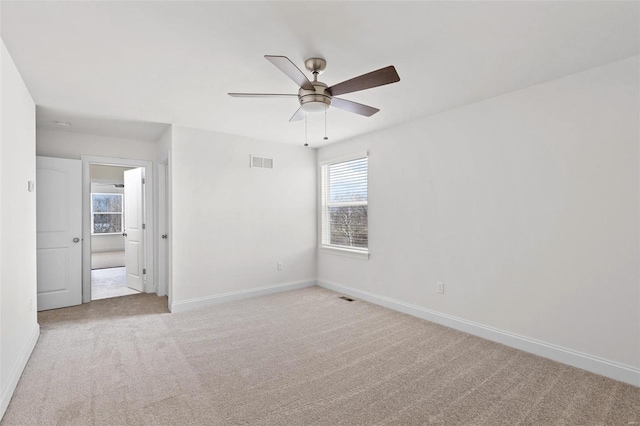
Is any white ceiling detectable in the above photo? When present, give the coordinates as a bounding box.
[37,106,169,143]
[1,1,638,147]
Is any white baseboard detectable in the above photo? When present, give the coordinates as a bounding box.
[0,323,40,420]
[170,279,317,313]
[144,282,156,295]
[318,280,639,387]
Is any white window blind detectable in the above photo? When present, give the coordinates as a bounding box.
[321,154,368,251]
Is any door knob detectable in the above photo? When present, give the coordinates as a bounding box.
[73,237,80,243]
[122,232,127,237]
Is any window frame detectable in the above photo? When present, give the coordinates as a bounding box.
[319,151,370,260]
[90,192,124,235]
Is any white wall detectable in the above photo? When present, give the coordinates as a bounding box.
[156,126,171,164]
[91,234,124,253]
[37,128,156,161]
[0,40,39,418]
[90,164,134,181]
[317,57,639,376]
[170,126,316,309]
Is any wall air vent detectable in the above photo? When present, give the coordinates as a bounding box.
[250,155,274,169]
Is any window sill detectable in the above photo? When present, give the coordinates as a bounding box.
[320,245,370,260]
[91,233,123,236]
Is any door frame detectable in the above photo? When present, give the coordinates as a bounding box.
[81,155,154,303]
[157,161,168,298]
[157,151,172,306]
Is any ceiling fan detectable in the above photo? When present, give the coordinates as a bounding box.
[229,56,400,122]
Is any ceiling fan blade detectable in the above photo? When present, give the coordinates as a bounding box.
[228,93,298,98]
[328,65,400,96]
[331,98,380,117]
[265,55,315,91]
[289,107,306,122]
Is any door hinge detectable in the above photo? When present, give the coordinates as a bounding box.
[142,178,146,184]
[142,223,146,230]
[143,268,146,275]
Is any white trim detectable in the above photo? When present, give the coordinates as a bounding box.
[319,150,368,166]
[157,162,168,297]
[170,279,316,313]
[82,155,155,303]
[166,152,173,307]
[319,152,369,252]
[320,245,370,260]
[0,323,40,419]
[320,161,329,245]
[91,192,124,198]
[326,200,367,207]
[317,279,640,387]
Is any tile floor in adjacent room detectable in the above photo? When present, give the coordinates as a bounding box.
[91,267,140,300]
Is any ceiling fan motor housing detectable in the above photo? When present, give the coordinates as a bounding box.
[299,58,331,112]
[299,81,332,112]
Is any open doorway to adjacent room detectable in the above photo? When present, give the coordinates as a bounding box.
[90,164,139,300]
[83,156,155,303]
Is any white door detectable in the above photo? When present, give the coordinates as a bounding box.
[124,167,144,292]
[36,156,82,311]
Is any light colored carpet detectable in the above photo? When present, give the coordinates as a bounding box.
[91,251,125,270]
[2,287,638,425]
[91,267,140,301]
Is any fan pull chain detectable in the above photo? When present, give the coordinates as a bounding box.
[304,113,308,147]
[324,106,328,141]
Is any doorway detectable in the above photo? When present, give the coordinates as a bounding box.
[89,164,139,300]
[82,156,155,303]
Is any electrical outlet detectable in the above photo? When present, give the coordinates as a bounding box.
[436,282,444,294]
[277,262,284,271]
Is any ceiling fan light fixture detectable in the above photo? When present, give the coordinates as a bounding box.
[298,80,331,113]
[300,101,329,113]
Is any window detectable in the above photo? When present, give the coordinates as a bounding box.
[321,153,368,253]
[91,193,123,234]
